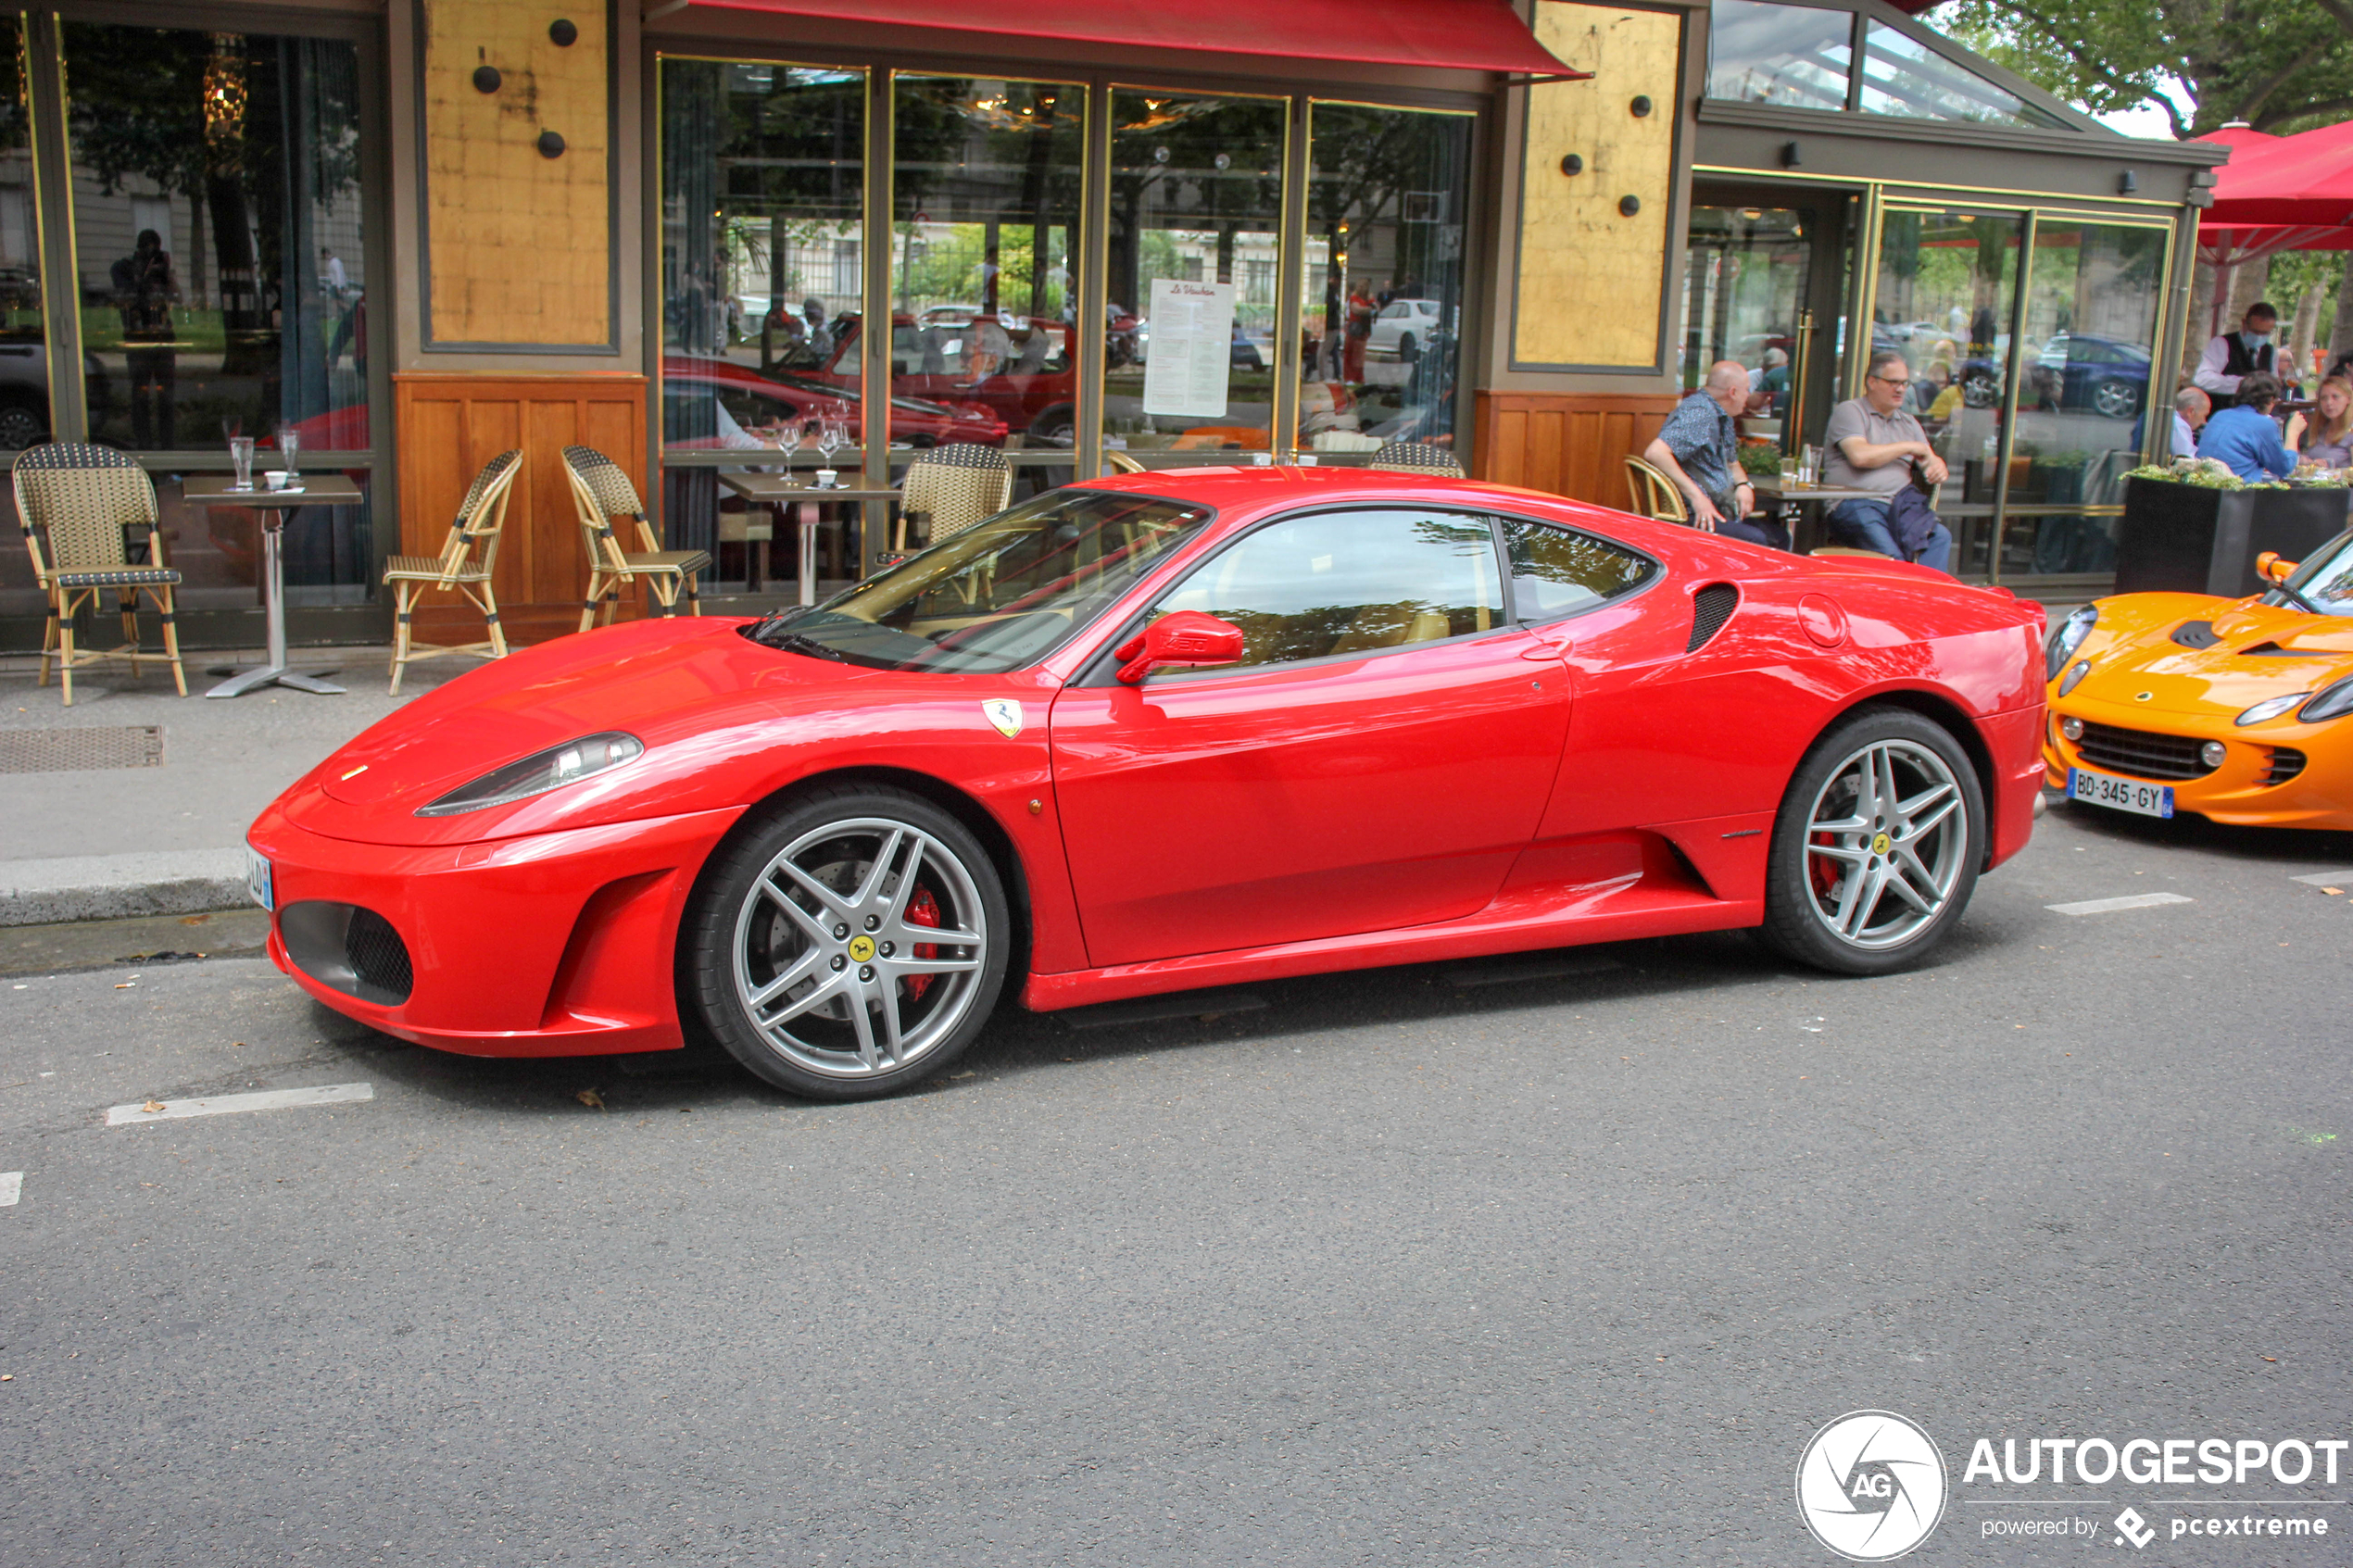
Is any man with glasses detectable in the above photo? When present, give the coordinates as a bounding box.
[1823,351,1953,573]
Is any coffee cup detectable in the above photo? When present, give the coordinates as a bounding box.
[813,468,837,488]
[263,470,293,491]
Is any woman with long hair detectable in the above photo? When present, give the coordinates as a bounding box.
[2302,375,2353,468]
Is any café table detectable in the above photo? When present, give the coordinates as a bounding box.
[182,473,365,697]
[1751,473,1883,554]
[715,470,900,605]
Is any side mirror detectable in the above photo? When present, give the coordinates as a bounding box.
[1114,610,1246,685]
[2257,551,2300,585]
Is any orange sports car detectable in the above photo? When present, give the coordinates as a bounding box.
[2044,529,2353,830]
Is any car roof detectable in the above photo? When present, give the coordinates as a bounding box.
[1071,465,1620,522]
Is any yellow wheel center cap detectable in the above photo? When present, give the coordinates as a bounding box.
[848,935,875,963]
[1870,832,1892,856]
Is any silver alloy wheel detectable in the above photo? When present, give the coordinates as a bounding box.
[1801,738,1969,951]
[729,816,988,1079]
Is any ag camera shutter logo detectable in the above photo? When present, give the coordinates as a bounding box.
[1796,1411,1949,1561]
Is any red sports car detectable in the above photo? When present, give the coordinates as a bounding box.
[245,470,2046,1100]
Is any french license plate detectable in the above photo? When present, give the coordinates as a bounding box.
[2068,767,2174,819]
[244,844,275,912]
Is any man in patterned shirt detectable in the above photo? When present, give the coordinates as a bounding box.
[1641,360,1790,550]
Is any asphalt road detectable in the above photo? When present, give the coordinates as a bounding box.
[3,797,2351,1566]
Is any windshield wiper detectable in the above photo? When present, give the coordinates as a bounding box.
[767,629,850,662]
[2268,580,2325,615]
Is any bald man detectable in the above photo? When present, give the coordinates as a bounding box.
[1642,360,1791,550]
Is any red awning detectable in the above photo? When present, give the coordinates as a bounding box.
[681,0,1587,79]
[2204,119,2353,229]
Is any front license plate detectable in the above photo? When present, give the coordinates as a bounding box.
[2068,767,2174,819]
[244,844,274,912]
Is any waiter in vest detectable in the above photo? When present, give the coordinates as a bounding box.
[2193,301,2278,412]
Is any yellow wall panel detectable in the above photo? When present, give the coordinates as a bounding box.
[1514,3,1680,369]
[422,0,610,347]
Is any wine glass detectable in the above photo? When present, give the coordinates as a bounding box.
[771,413,805,475]
[816,413,848,483]
[274,420,301,482]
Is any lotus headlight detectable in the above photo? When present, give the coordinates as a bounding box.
[415,733,645,817]
[2235,694,2310,727]
[2057,659,2093,696]
[2045,605,2097,681]
[2300,677,2353,723]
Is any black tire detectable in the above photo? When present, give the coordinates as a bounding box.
[0,400,45,452]
[681,784,1011,1099]
[1757,707,1985,976]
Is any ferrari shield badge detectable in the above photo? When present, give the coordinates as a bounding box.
[982,698,1025,738]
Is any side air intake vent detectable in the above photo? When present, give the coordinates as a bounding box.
[1687,583,1739,652]
[2170,621,2220,649]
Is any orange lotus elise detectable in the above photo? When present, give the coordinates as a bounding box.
[2044,530,2353,830]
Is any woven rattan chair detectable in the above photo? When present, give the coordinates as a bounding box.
[11,443,185,705]
[562,445,711,633]
[898,443,1013,550]
[1623,454,1690,524]
[1368,441,1466,477]
[1102,449,1148,475]
[383,449,522,693]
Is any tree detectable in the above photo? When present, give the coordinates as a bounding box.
[1942,0,2353,135]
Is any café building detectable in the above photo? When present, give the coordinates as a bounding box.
[0,0,2223,654]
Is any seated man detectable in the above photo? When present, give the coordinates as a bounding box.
[1641,359,1791,551]
[2196,371,2303,482]
[1823,351,1953,573]
[2171,385,2209,459]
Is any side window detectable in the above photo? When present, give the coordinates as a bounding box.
[1149,509,1504,670]
[1500,518,1655,622]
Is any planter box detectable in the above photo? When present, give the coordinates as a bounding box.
[2115,477,2349,598]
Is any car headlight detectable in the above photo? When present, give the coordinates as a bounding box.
[2045,605,2097,680]
[2058,716,2083,742]
[2300,677,2353,723]
[415,733,645,817]
[2236,694,2311,727]
[2057,659,2093,696]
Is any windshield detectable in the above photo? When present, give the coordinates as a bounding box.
[741,488,1212,672]
[2281,532,2353,617]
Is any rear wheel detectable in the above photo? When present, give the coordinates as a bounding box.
[683,784,1010,1099]
[1758,709,1983,975]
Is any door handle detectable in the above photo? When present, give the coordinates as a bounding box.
[1518,633,1572,660]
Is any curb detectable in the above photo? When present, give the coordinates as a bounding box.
[0,848,251,927]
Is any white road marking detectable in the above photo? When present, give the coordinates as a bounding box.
[2046,893,2195,917]
[0,1171,19,1206]
[105,1082,372,1127]
[2290,872,2353,887]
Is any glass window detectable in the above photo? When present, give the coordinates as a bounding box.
[1103,91,1285,460]
[1305,104,1470,460]
[1870,209,2022,576]
[2004,222,2167,579]
[1707,1,1852,111]
[0,17,43,454]
[1860,23,2070,130]
[1500,519,1655,621]
[1148,508,1502,669]
[1680,206,1813,417]
[64,23,371,456]
[889,76,1083,500]
[742,488,1209,671]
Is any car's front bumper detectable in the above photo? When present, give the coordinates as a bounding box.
[2041,696,2353,830]
[246,802,743,1057]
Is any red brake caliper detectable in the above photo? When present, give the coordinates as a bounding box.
[1808,834,1840,899]
[904,886,941,1002]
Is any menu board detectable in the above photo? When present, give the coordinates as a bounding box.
[1141,278,1235,420]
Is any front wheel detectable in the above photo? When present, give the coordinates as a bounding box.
[682,784,1011,1099]
[1757,709,1984,976]
[2092,379,2140,419]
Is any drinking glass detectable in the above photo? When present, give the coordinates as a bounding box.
[274,421,301,480]
[816,417,847,482]
[772,415,805,475]
[229,435,256,491]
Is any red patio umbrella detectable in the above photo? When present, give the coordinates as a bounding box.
[2194,124,2353,338]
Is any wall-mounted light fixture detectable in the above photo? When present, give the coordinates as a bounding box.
[473,65,501,93]
[549,18,579,46]
[537,130,566,158]
[1780,141,1803,169]
[1560,153,1584,176]
[1618,194,1642,217]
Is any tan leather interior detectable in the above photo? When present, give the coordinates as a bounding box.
[1328,604,1453,656]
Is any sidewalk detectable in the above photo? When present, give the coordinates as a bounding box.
[0,646,468,924]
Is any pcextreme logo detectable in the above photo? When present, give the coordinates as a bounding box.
[1796,1411,1950,1562]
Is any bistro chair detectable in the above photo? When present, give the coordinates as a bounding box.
[382,448,522,694]
[1368,441,1466,477]
[1623,454,1690,525]
[10,443,185,706]
[897,442,1013,551]
[1101,449,1148,475]
[562,445,711,633]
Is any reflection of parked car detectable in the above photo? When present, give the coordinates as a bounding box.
[0,343,110,452]
[2032,332,2149,419]
[663,354,1007,449]
[1367,298,1441,363]
[806,314,1068,445]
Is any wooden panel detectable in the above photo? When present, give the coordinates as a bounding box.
[1515,4,1680,368]
[1473,390,1680,511]
[422,0,610,346]
[393,373,648,644]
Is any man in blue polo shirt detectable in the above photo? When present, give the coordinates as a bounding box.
[2197,372,2305,482]
[1641,360,1791,550]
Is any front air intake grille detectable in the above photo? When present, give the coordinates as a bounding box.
[1687,583,1739,652]
[2075,721,2214,781]
[280,901,415,1009]
[346,909,415,1002]
[2259,746,2309,787]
